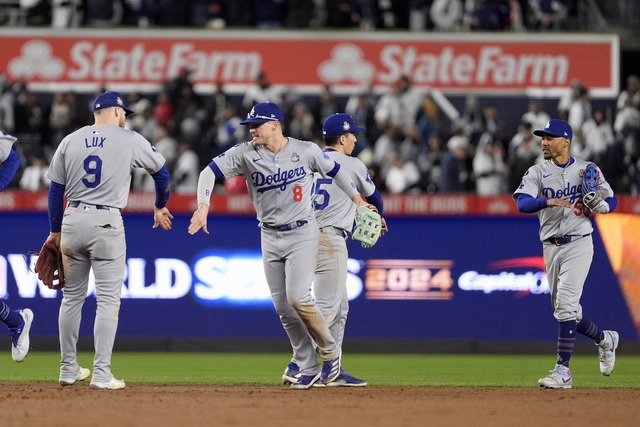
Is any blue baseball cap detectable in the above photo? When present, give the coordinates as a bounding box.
[240,102,284,125]
[322,113,366,137]
[533,119,572,140]
[93,91,134,116]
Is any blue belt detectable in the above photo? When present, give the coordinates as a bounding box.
[545,234,589,246]
[68,201,119,212]
[262,220,308,232]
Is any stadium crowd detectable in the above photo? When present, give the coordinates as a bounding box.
[1,1,639,196]
[1,68,639,196]
[9,1,576,32]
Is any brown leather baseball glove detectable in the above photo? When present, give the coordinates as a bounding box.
[34,241,65,290]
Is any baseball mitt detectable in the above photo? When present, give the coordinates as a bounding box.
[582,163,608,213]
[352,205,382,249]
[34,241,65,290]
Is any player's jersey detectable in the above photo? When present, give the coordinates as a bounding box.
[313,148,376,232]
[513,157,614,241]
[46,125,166,209]
[212,138,336,225]
[0,131,17,163]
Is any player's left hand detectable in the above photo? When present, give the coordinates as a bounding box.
[188,203,210,235]
[380,217,389,236]
[153,207,174,230]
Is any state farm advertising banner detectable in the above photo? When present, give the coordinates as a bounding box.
[0,29,619,96]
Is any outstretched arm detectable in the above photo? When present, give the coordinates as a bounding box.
[150,166,173,230]
[188,165,217,235]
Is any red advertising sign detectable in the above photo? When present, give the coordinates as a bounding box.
[0,29,619,96]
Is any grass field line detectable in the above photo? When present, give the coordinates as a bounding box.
[1,352,638,388]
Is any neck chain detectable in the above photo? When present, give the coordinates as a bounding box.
[554,157,571,175]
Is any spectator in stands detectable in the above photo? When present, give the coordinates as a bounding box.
[153,124,178,172]
[616,74,640,112]
[287,102,315,141]
[152,92,174,128]
[521,99,550,133]
[472,131,507,195]
[13,89,46,161]
[613,98,640,169]
[216,104,244,150]
[0,74,16,133]
[345,85,378,152]
[479,103,507,143]
[242,71,282,111]
[581,107,615,167]
[384,149,421,194]
[82,0,124,26]
[47,92,72,148]
[372,124,399,187]
[464,0,512,31]
[430,0,464,31]
[557,78,584,122]
[172,142,199,194]
[23,0,51,25]
[440,121,470,193]
[416,131,444,193]
[374,75,422,142]
[567,85,591,135]
[325,0,365,28]
[507,121,539,192]
[51,0,81,27]
[19,152,50,192]
[313,84,340,136]
[526,0,568,30]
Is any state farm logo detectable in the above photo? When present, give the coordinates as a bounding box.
[318,44,375,83]
[8,40,65,79]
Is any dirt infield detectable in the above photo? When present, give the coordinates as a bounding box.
[1,383,639,427]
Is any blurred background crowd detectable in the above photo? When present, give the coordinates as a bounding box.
[1,0,639,196]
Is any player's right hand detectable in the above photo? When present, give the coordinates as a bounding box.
[188,203,210,235]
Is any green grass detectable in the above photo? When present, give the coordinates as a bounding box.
[2,352,639,388]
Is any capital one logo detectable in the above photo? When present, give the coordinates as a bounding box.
[8,40,66,79]
[318,43,375,83]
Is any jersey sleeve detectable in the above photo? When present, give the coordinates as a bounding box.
[512,166,541,199]
[0,132,17,163]
[351,158,377,197]
[130,131,166,173]
[45,136,68,185]
[211,142,249,178]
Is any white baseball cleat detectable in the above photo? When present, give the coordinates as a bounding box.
[59,367,91,386]
[538,365,572,389]
[597,330,619,376]
[90,377,126,390]
[10,309,33,362]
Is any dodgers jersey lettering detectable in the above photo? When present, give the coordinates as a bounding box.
[47,125,166,209]
[513,158,614,241]
[313,149,376,231]
[212,138,338,226]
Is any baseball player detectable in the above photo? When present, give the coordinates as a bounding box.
[188,102,370,389]
[513,119,619,389]
[44,91,173,390]
[1,130,34,362]
[282,113,387,387]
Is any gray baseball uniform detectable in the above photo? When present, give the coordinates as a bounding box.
[313,149,377,348]
[0,131,19,192]
[0,132,15,162]
[208,138,358,375]
[47,124,167,383]
[513,158,613,321]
